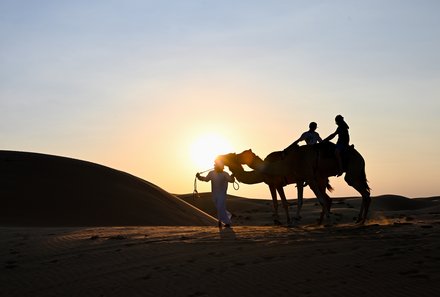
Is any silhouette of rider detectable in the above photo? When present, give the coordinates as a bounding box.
[285,122,322,152]
[324,115,350,176]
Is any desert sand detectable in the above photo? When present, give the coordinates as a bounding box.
[1,151,440,296]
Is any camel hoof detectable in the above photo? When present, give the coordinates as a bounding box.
[353,216,367,225]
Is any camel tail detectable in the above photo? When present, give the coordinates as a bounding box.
[361,169,371,194]
[352,147,371,194]
[364,177,371,194]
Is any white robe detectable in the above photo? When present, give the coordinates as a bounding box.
[202,170,233,224]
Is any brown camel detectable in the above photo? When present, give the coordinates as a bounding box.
[236,149,333,225]
[234,142,371,224]
[216,151,331,225]
[215,152,291,224]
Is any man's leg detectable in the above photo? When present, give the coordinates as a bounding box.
[215,195,232,226]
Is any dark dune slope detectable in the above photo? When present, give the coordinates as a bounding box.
[0,150,216,226]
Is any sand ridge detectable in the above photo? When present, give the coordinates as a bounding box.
[0,150,216,226]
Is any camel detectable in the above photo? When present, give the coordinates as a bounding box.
[215,152,291,224]
[235,149,333,225]
[233,142,371,224]
[217,150,332,225]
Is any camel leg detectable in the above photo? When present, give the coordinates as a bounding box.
[294,182,304,220]
[307,180,331,217]
[356,188,371,224]
[308,179,331,224]
[345,176,371,224]
[276,186,291,225]
[318,181,332,225]
[319,179,332,213]
[269,185,281,225]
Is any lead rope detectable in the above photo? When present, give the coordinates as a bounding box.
[193,176,199,199]
[233,178,240,191]
[193,168,213,199]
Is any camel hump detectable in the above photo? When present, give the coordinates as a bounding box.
[314,141,336,158]
[264,151,284,162]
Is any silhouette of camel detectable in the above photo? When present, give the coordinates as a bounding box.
[217,150,332,225]
[236,149,333,225]
[218,142,371,224]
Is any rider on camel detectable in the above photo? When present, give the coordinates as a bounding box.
[292,122,322,146]
[323,115,350,176]
[285,122,322,153]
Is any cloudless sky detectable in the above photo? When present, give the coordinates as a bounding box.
[1,1,439,199]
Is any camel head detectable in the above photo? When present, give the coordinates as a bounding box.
[215,152,236,166]
[236,149,259,167]
[215,152,245,174]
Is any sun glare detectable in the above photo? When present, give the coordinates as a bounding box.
[190,133,233,171]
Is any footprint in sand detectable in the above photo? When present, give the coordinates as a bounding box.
[109,235,127,240]
[4,260,18,269]
[187,291,207,297]
[141,274,151,281]
[399,268,429,279]
[9,249,19,255]
[208,252,225,257]
[420,225,433,229]
[261,255,275,261]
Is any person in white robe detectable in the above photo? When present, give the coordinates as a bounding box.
[196,160,235,228]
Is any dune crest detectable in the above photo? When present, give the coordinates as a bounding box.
[0,150,216,226]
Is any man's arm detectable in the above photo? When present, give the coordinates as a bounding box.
[285,134,303,151]
[323,130,337,142]
[316,133,323,143]
[196,172,210,182]
[293,133,306,146]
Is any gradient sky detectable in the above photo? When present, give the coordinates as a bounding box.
[1,1,439,199]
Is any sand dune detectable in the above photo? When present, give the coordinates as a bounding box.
[0,150,216,226]
[371,194,438,210]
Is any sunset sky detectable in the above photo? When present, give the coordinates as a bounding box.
[1,1,439,199]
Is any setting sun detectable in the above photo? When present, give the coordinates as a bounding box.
[189,133,233,171]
